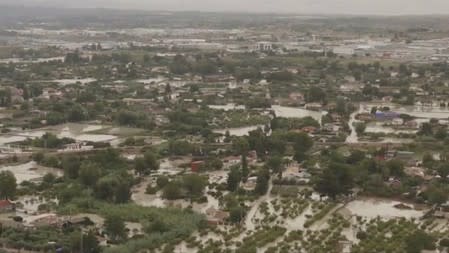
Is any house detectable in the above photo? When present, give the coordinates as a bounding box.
[356,113,374,122]
[191,161,204,172]
[0,200,15,213]
[392,118,404,126]
[205,207,230,225]
[58,142,94,152]
[242,177,257,191]
[28,213,60,227]
[224,156,241,166]
[255,41,273,51]
[305,103,323,111]
[375,111,399,121]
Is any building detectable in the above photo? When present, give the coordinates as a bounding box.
[0,200,14,213]
[255,41,273,51]
[58,142,94,152]
[205,207,230,225]
[191,161,204,172]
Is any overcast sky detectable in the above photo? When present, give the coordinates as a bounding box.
[6,0,449,15]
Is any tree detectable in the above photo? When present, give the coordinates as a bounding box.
[266,156,283,177]
[229,206,246,224]
[114,179,132,204]
[204,157,223,171]
[418,122,433,136]
[355,123,366,136]
[0,171,16,199]
[227,166,241,192]
[104,215,127,242]
[316,162,354,199]
[386,159,405,177]
[62,156,81,179]
[405,230,435,253]
[307,87,326,103]
[79,162,102,187]
[134,157,147,176]
[70,230,101,253]
[182,174,206,197]
[162,182,182,200]
[437,164,449,179]
[156,176,169,189]
[232,137,249,155]
[425,185,448,205]
[144,151,159,171]
[255,168,270,195]
[241,154,249,180]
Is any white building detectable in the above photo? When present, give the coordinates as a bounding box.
[255,41,273,51]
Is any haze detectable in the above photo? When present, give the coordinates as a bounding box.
[6,0,449,15]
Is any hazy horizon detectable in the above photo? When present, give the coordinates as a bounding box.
[4,0,449,15]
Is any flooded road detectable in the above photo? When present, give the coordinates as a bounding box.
[271,105,326,124]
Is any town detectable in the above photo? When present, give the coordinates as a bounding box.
[1,6,449,253]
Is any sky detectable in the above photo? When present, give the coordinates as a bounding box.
[5,0,449,15]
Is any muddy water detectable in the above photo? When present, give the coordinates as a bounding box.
[344,198,425,219]
[208,103,246,111]
[0,161,62,183]
[271,105,326,123]
[214,125,264,137]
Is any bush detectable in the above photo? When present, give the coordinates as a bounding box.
[440,238,449,247]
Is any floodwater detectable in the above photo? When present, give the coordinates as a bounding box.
[0,56,65,64]
[346,103,424,143]
[55,124,117,143]
[208,103,246,111]
[364,103,449,120]
[48,78,97,86]
[271,105,326,123]
[0,123,117,145]
[0,161,62,183]
[15,195,59,214]
[344,198,425,219]
[346,105,362,143]
[214,125,264,137]
[365,123,417,134]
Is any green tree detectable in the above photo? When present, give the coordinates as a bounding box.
[156,176,169,189]
[229,206,246,224]
[266,156,283,177]
[0,171,16,199]
[227,166,242,192]
[62,156,81,179]
[255,168,270,195]
[182,174,207,197]
[134,157,147,176]
[232,137,249,155]
[355,123,366,136]
[104,215,127,242]
[79,162,102,187]
[144,151,159,172]
[241,154,249,180]
[162,182,182,200]
[405,230,435,253]
[70,230,101,253]
[386,159,405,177]
[316,162,354,199]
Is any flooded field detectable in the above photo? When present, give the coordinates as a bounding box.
[43,78,97,86]
[0,161,62,183]
[214,125,264,137]
[0,123,119,145]
[0,56,65,64]
[271,105,326,123]
[343,198,426,219]
[208,103,246,111]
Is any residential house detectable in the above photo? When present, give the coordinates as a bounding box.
[0,200,15,213]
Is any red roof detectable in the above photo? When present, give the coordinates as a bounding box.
[0,200,12,208]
